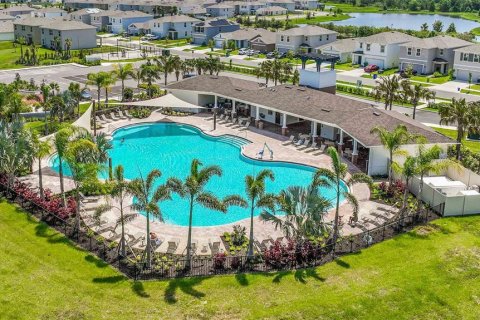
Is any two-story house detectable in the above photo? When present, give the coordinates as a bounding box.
[191,18,240,45]
[453,44,480,82]
[352,31,418,69]
[316,38,357,63]
[40,20,97,50]
[264,0,296,12]
[107,10,153,34]
[399,35,471,75]
[91,10,118,31]
[68,8,103,25]
[295,0,320,10]
[14,16,56,45]
[213,28,274,49]
[135,15,200,39]
[0,5,37,17]
[32,7,67,18]
[276,25,337,53]
[206,3,236,18]
[233,1,266,15]
[256,6,288,16]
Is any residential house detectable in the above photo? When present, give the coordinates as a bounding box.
[295,0,320,9]
[14,16,56,44]
[264,0,295,12]
[191,18,239,45]
[213,28,274,49]
[0,5,36,17]
[91,10,117,31]
[69,8,103,25]
[231,1,266,15]
[179,6,207,18]
[453,44,480,82]
[276,25,337,53]
[40,20,97,50]
[250,29,276,53]
[64,0,110,10]
[399,35,471,75]
[316,38,357,63]
[107,10,153,34]
[206,3,235,18]
[131,14,200,38]
[352,31,418,69]
[255,6,288,16]
[0,20,14,41]
[32,7,67,18]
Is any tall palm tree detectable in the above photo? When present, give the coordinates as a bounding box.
[94,165,137,257]
[17,36,25,64]
[370,124,413,185]
[292,69,300,85]
[31,132,51,199]
[67,82,82,116]
[261,184,333,242]
[155,55,177,85]
[257,60,272,85]
[53,125,75,200]
[204,55,222,75]
[167,159,247,268]
[102,72,116,104]
[86,71,108,107]
[438,98,479,160]
[374,74,401,110]
[172,56,183,81]
[129,169,171,268]
[64,38,72,58]
[244,169,276,257]
[113,63,135,101]
[401,81,434,120]
[313,147,372,252]
[396,156,417,213]
[139,59,161,98]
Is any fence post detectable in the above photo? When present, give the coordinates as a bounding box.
[382,224,385,240]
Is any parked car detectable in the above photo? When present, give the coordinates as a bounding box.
[141,34,158,41]
[80,88,92,100]
[238,48,248,55]
[364,64,379,73]
[246,49,258,56]
[266,52,276,59]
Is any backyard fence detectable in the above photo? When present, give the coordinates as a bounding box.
[0,179,440,281]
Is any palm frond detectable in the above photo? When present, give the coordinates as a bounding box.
[196,191,226,213]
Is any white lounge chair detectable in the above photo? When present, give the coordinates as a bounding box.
[293,138,305,147]
[115,110,127,120]
[226,118,238,127]
[297,139,311,150]
[99,114,112,123]
[110,112,121,121]
[282,135,296,145]
[304,142,317,152]
[122,110,133,120]
[239,121,250,130]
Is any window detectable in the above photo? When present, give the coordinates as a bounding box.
[416,48,421,56]
[184,22,187,27]
[21,25,25,31]
[468,53,474,62]
[380,45,385,53]
[326,34,329,40]
[185,31,187,36]
[280,35,284,41]
[407,47,412,55]
[49,29,53,35]
[319,35,322,41]
[474,54,479,63]
[359,42,363,49]
[439,48,444,55]
[305,36,308,41]
[366,43,370,51]
[286,36,289,42]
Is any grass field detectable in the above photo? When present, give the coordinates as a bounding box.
[291,13,351,24]
[410,75,451,85]
[433,127,480,153]
[1,199,479,319]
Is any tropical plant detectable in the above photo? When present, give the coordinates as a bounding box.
[139,59,161,98]
[67,82,82,116]
[204,55,222,75]
[155,55,178,85]
[128,169,171,268]
[31,131,51,199]
[86,71,110,106]
[438,98,480,160]
[64,38,72,59]
[313,147,372,251]
[292,69,300,85]
[370,124,415,185]
[244,169,276,257]
[53,125,76,199]
[17,36,25,64]
[401,81,435,120]
[113,63,135,102]
[374,74,401,110]
[167,159,247,268]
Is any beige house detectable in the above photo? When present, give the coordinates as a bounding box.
[276,25,337,53]
[453,44,480,83]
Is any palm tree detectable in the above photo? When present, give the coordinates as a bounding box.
[64,38,72,58]
[257,60,272,85]
[396,156,417,213]
[401,81,434,120]
[86,72,106,106]
[67,82,82,116]
[94,165,137,257]
[438,98,479,160]
[244,169,276,257]
[139,59,161,98]
[374,74,401,110]
[155,55,177,85]
[261,184,333,242]
[31,132,51,199]
[128,169,171,268]
[292,69,300,85]
[313,147,372,252]
[53,125,75,200]
[102,72,116,104]
[167,159,247,268]
[370,124,413,185]
[172,56,183,81]
[204,55,222,75]
[113,63,135,102]
[17,36,25,64]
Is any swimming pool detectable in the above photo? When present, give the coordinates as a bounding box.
[51,123,347,227]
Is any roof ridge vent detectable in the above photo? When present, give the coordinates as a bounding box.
[373,111,381,116]
[235,88,242,91]
[321,108,330,112]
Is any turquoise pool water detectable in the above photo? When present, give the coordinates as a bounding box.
[51,123,347,227]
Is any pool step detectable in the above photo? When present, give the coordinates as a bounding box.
[216,136,249,148]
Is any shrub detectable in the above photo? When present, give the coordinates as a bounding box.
[213,252,227,270]
[130,107,152,119]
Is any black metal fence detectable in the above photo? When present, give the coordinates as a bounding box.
[0,181,440,281]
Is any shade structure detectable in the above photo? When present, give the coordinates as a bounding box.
[107,94,205,109]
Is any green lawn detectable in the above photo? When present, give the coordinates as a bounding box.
[410,75,451,85]
[1,199,479,319]
[433,127,480,153]
[335,62,359,71]
[460,89,480,96]
[337,80,375,89]
[291,13,350,24]
[471,27,480,35]
[361,68,398,79]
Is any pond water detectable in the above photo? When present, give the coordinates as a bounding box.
[332,13,479,33]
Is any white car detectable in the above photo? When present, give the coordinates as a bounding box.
[238,48,248,55]
[141,34,158,41]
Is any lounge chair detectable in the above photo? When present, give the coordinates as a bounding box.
[110,112,121,121]
[293,138,305,147]
[232,119,245,129]
[166,239,179,255]
[122,110,133,120]
[96,116,105,125]
[282,135,296,145]
[126,232,145,247]
[239,121,250,130]
[304,142,318,152]
[226,118,238,127]
[296,139,311,149]
[209,241,221,255]
[115,110,127,120]
[216,114,225,122]
[99,114,112,123]
[79,192,100,203]
[317,145,326,153]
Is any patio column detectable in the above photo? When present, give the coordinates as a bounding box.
[352,139,359,164]
[232,99,236,116]
[255,106,260,128]
[214,95,218,108]
[281,113,288,136]
[337,129,344,153]
[311,122,318,139]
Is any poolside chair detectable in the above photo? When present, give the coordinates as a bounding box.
[293,138,305,147]
[166,240,179,255]
[122,110,133,120]
[209,241,221,255]
[226,118,238,127]
[232,119,246,129]
[126,232,145,247]
[317,145,326,153]
[239,121,250,131]
[115,110,128,120]
[304,142,318,152]
[296,139,311,149]
[96,116,105,125]
[99,114,112,123]
[282,135,296,146]
[110,112,121,121]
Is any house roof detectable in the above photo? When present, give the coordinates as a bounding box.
[454,44,480,54]
[35,7,67,13]
[70,8,103,16]
[151,14,200,23]
[266,0,294,3]
[316,38,357,53]
[0,21,13,34]
[256,6,288,13]
[107,10,153,18]
[206,3,235,9]
[1,6,36,13]
[401,35,472,49]
[216,28,272,41]
[359,31,418,45]
[167,75,453,147]
[251,29,276,44]
[14,16,59,27]
[41,20,96,31]
[280,25,337,36]
[195,18,238,27]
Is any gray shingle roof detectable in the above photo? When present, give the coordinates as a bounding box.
[217,28,273,41]
[316,38,357,53]
[454,44,480,54]
[0,21,13,33]
[151,14,200,23]
[401,35,472,49]
[280,25,337,36]
[167,75,453,147]
[107,10,153,18]
[42,20,96,31]
[359,31,418,45]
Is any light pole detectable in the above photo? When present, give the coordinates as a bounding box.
[213,105,218,131]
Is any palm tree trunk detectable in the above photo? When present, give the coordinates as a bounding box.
[75,190,81,237]
[38,157,44,199]
[105,88,109,104]
[388,151,393,186]
[59,157,65,205]
[146,212,151,268]
[164,71,168,86]
[121,80,125,102]
[401,178,409,213]
[417,174,424,212]
[120,202,126,257]
[456,127,462,160]
[412,103,417,120]
[97,87,101,109]
[186,196,194,269]
[332,183,340,255]
[247,200,255,258]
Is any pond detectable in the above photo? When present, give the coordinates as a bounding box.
[332,13,479,33]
